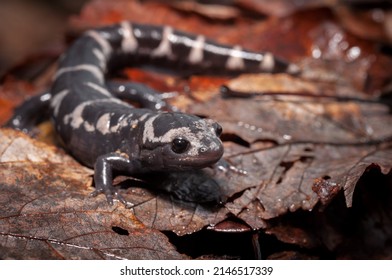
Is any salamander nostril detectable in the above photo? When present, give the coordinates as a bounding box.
[199,147,208,153]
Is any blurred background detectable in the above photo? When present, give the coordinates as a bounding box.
[0,0,88,76]
[0,0,391,85]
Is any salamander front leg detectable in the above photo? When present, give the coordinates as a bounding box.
[91,152,138,207]
[5,92,52,134]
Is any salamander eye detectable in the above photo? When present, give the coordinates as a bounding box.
[214,123,222,137]
[172,137,190,154]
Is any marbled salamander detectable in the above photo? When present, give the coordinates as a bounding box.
[7,21,299,205]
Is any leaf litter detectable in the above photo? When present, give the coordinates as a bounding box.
[0,0,392,259]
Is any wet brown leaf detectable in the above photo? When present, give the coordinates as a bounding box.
[191,83,392,145]
[267,165,392,259]
[312,177,341,206]
[229,145,391,224]
[189,72,392,224]
[234,0,328,17]
[113,167,259,235]
[170,1,241,20]
[334,4,392,44]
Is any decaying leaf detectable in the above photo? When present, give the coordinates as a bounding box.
[170,1,241,20]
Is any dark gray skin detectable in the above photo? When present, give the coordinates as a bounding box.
[6,21,299,206]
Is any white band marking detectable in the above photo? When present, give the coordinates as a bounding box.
[92,48,106,69]
[226,45,245,70]
[260,52,275,71]
[63,98,125,130]
[50,89,69,116]
[54,64,104,84]
[188,35,205,64]
[84,82,111,97]
[85,30,112,58]
[96,112,112,135]
[152,26,173,58]
[121,21,138,53]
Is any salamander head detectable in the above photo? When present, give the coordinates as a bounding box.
[140,112,223,171]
